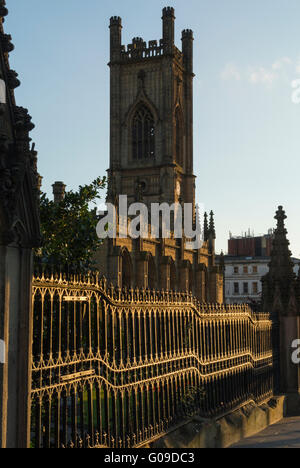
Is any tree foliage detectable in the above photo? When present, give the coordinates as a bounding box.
[36,176,106,270]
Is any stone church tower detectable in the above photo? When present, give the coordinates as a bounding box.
[95,7,224,303]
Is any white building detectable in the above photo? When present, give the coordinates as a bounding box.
[219,256,300,305]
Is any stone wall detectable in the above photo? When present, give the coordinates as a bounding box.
[152,397,286,449]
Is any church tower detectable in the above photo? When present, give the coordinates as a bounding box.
[95,7,224,303]
[108,7,195,211]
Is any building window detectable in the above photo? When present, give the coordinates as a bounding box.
[234,266,239,274]
[243,283,249,294]
[234,283,239,294]
[253,282,258,294]
[243,266,248,274]
[252,266,258,274]
[132,104,155,160]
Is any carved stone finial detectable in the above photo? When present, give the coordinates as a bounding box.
[0,32,14,53]
[275,205,287,231]
[14,106,35,132]
[7,69,20,89]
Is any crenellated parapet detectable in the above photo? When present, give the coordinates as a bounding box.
[121,38,163,61]
[118,38,184,65]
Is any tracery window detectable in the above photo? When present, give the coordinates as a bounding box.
[132,105,155,160]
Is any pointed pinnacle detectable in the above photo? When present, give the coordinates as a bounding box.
[209,211,216,239]
[204,212,209,241]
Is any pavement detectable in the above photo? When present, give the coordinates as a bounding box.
[230,417,300,448]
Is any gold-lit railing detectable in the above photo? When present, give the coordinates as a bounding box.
[30,270,275,448]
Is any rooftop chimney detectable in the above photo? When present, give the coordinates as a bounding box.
[52,181,66,204]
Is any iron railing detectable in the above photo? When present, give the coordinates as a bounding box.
[30,270,276,448]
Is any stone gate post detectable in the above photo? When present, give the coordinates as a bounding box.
[0,2,40,447]
[262,206,300,415]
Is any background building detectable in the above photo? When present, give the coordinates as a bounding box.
[228,230,274,257]
[217,232,300,305]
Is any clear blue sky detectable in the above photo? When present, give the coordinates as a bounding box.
[5,0,300,256]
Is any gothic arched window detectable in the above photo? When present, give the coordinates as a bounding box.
[175,108,183,167]
[132,105,155,160]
